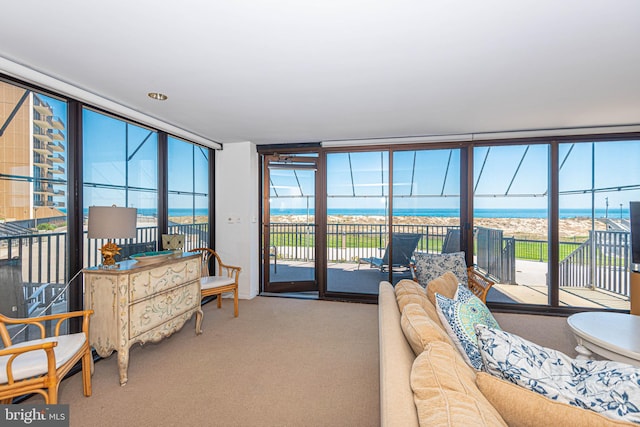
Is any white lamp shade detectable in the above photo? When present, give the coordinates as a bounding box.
[88,206,137,239]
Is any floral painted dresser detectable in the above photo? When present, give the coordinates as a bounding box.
[83,252,203,385]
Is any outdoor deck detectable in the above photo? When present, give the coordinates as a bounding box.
[268,259,630,310]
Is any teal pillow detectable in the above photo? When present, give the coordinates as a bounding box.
[435,285,500,370]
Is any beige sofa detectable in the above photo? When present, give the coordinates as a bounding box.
[378,279,632,427]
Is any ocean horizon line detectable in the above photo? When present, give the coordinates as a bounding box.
[271,207,630,219]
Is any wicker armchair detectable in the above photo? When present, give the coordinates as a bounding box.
[189,248,241,317]
[465,267,494,303]
[0,310,93,404]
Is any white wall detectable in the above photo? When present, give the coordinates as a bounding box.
[214,141,260,299]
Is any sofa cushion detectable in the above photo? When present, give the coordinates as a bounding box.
[413,251,467,287]
[395,278,426,296]
[410,341,506,426]
[426,271,459,307]
[476,324,640,424]
[476,372,634,427]
[395,281,445,330]
[401,303,452,355]
[435,285,500,370]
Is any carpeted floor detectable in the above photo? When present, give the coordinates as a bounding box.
[29,292,577,427]
[52,296,379,427]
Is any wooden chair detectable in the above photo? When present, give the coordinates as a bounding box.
[0,310,93,404]
[466,267,494,303]
[189,248,241,317]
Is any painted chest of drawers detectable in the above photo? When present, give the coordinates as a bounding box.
[83,253,203,385]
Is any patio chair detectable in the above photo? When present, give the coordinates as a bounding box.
[358,233,422,273]
[189,248,241,317]
[0,258,27,318]
[0,258,56,319]
[0,309,93,404]
[441,228,461,253]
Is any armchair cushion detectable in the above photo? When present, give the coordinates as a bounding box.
[0,333,86,383]
[201,276,236,290]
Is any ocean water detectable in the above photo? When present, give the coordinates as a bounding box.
[79,207,630,219]
[271,207,630,219]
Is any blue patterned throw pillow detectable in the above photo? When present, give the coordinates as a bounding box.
[435,285,500,370]
[476,324,640,424]
[413,251,468,286]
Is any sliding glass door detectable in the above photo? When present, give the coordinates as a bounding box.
[263,154,318,293]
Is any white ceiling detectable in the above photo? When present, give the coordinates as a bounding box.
[1,1,639,147]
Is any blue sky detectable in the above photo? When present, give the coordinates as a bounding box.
[46,94,639,218]
[45,94,207,213]
[271,143,640,216]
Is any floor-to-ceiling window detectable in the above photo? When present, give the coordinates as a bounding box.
[167,136,210,250]
[0,80,70,342]
[325,151,389,295]
[260,139,640,310]
[558,140,640,310]
[82,108,158,267]
[392,148,461,283]
[0,75,215,344]
[473,144,550,305]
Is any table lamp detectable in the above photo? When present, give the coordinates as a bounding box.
[88,205,137,268]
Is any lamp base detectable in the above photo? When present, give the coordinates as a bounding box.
[100,241,122,268]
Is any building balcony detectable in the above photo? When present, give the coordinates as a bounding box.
[33,133,53,143]
[33,161,51,170]
[33,104,53,116]
[51,130,65,141]
[51,117,64,130]
[51,166,65,174]
[33,142,51,155]
[33,119,54,130]
[49,141,65,152]
[49,154,65,163]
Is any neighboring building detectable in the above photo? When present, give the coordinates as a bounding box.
[0,81,65,223]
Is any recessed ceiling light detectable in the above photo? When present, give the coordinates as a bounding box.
[148,92,168,101]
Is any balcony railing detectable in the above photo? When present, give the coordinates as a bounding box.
[270,222,634,298]
[559,230,632,296]
[0,223,208,319]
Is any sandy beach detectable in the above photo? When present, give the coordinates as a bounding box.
[271,215,606,241]
[167,213,606,241]
[168,216,208,224]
